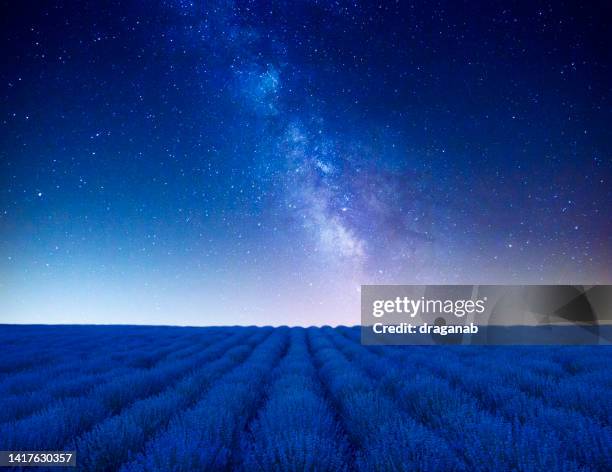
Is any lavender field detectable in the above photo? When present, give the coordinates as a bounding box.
[0,325,610,471]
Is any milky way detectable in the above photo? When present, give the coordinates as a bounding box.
[1,1,610,325]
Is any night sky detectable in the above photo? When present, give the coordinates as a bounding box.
[1,1,610,326]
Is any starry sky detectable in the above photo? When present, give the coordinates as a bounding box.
[1,1,610,326]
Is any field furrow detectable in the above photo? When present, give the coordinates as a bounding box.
[237,328,351,471]
[118,328,288,471]
[308,328,463,471]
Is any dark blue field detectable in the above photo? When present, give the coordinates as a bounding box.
[0,325,610,471]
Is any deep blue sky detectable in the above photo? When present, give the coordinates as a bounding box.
[1,1,610,325]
